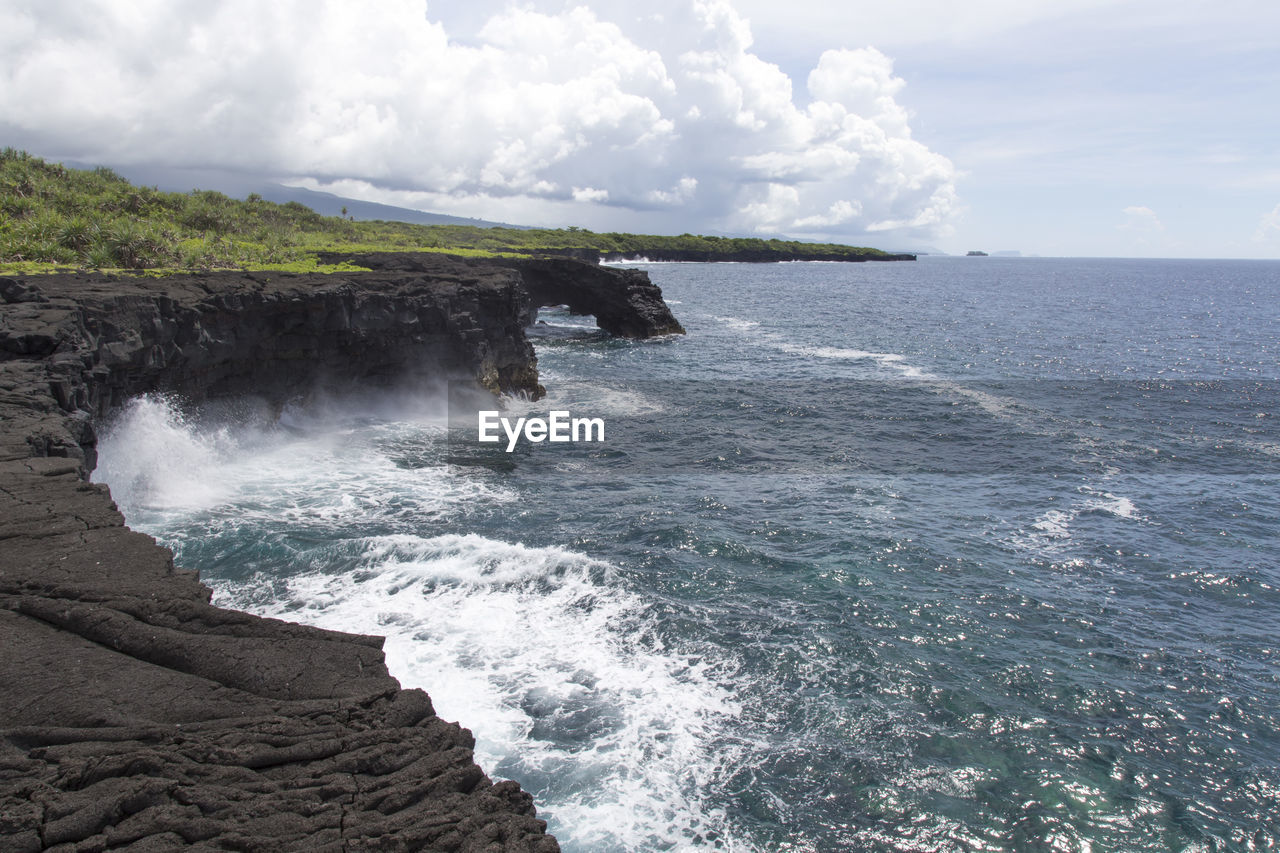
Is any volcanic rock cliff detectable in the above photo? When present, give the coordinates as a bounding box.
[318,252,685,339]
[0,255,679,851]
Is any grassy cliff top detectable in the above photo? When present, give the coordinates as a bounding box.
[0,149,897,274]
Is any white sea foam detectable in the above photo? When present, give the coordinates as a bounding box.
[95,395,513,531]
[712,315,938,380]
[215,533,748,851]
[1024,509,1074,551]
[714,315,761,331]
[94,395,239,511]
[1010,486,1145,556]
[95,395,750,852]
[1080,488,1143,520]
[536,320,601,331]
[534,306,601,331]
[928,382,1018,417]
[775,341,934,379]
[714,315,1031,418]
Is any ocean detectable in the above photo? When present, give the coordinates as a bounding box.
[94,256,1280,851]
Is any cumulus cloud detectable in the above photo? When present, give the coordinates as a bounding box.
[1254,204,1280,244]
[1119,206,1164,234]
[572,187,610,203]
[0,0,957,240]
[1116,205,1181,255]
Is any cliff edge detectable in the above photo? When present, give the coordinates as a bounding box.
[318,253,686,339]
[0,257,599,851]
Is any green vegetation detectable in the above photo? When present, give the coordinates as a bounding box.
[1,149,895,274]
[390,223,897,260]
[0,149,377,273]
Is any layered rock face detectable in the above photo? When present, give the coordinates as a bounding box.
[0,260,567,851]
[2,261,542,465]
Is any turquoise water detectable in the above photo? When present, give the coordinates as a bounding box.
[96,257,1280,851]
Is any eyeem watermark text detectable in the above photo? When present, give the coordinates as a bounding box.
[478,410,605,452]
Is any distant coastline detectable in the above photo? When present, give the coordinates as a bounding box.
[510,246,915,264]
[1,150,911,274]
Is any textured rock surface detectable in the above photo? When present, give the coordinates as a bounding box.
[0,262,561,851]
[504,257,685,339]
[1,262,542,464]
[319,253,686,339]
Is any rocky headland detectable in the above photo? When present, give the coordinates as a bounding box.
[316,252,685,339]
[0,255,681,851]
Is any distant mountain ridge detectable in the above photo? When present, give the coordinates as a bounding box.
[101,163,522,229]
[253,184,526,229]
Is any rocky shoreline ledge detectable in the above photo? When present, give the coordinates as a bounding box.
[488,247,917,263]
[0,255,681,851]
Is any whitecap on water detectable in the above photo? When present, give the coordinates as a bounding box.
[215,532,751,852]
[709,316,936,380]
[713,316,762,331]
[772,341,935,379]
[93,395,239,511]
[1080,487,1143,520]
[1008,485,1145,556]
[96,396,753,852]
[94,394,513,532]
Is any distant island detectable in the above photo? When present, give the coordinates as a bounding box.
[966,250,989,256]
[0,150,913,273]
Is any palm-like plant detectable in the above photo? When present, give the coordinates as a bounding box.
[85,245,116,269]
[10,172,37,198]
[107,221,157,268]
[57,217,94,252]
[14,237,70,263]
[181,202,230,234]
[19,213,61,244]
[1,195,35,219]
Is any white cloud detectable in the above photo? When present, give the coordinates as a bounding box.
[1119,206,1164,234]
[646,177,699,205]
[1254,204,1280,244]
[794,200,862,229]
[572,186,610,203]
[1115,205,1181,255]
[0,0,956,240]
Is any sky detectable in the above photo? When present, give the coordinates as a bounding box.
[2,0,1278,257]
